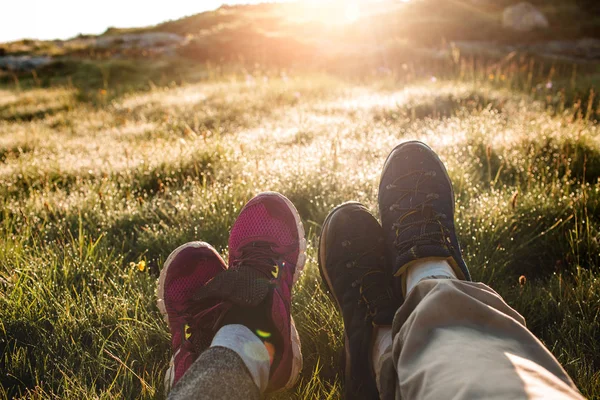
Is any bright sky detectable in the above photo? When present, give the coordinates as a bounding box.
[0,1,282,43]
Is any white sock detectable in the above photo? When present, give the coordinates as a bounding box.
[210,324,270,393]
[371,326,393,392]
[406,258,457,295]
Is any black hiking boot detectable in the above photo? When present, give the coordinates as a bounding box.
[318,202,398,400]
[378,141,471,297]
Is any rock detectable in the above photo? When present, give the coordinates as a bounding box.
[574,38,600,59]
[0,55,53,71]
[451,38,600,62]
[502,2,549,32]
[452,40,515,58]
[64,32,189,56]
[521,38,600,60]
[94,33,187,50]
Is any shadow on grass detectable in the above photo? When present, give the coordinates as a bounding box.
[0,104,71,122]
[0,143,35,162]
[0,148,220,200]
[373,90,509,123]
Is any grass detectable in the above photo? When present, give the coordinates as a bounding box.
[1,62,600,400]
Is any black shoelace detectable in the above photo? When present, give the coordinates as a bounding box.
[232,241,280,277]
[233,240,297,276]
[385,169,451,253]
[340,235,392,319]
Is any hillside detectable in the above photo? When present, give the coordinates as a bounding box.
[1,0,599,107]
[2,0,600,67]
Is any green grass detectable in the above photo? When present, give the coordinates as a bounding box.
[1,66,600,399]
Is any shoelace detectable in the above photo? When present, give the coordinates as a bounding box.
[182,302,230,347]
[341,236,391,319]
[171,301,231,373]
[232,241,296,277]
[386,169,451,253]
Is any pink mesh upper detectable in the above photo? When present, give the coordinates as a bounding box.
[165,264,206,309]
[165,248,224,314]
[228,200,297,260]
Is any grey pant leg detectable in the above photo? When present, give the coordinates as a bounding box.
[168,346,260,400]
[379,279,584,400]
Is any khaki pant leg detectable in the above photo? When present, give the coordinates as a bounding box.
[378,279,584,400]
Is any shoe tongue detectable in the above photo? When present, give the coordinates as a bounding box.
[193,267,272,307]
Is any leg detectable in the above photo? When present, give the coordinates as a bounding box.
[168,346,260,400]
[376,141,583,399]
[378,277,583,399]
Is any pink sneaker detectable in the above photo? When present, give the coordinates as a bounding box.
[156,242,227,395]
[226,192,306,391]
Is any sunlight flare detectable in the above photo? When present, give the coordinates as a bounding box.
[292,0,366,25]
[344,1,361,23]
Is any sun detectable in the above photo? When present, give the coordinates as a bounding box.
[344,1,361,23]
[289,0,411,26]
[291,0,364,25]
